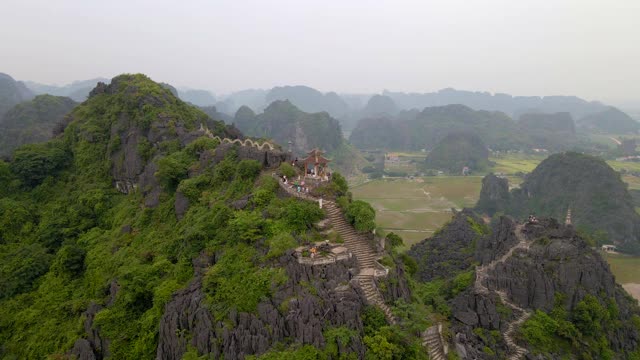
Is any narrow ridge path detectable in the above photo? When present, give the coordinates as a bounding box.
[474,224,532,360]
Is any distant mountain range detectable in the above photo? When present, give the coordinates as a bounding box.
[24,78,109,102]
[8,73,640,146]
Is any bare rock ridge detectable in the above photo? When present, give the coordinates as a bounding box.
[474,224,531,359]
[449,215,640,359]
[156,253,367,360]
[277,179,397,325]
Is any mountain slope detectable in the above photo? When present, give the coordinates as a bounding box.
[578,106,640,134]
[424,132,489,174]
[408,210,640,359]
[0,74,415,359]
[0,72,34,117]
[476,152,640,254]
[0,94,77,156]
[517,112,577,150]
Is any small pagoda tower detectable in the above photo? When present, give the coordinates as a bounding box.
[301,148,331,178]
[565,207,572,225]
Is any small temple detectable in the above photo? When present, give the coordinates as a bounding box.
[301,148,331,179]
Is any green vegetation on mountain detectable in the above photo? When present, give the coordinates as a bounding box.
[0,94,77,156]
[0,74,424,359]
[0,74,261,358]
[423,132,489,174]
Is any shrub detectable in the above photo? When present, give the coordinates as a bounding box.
[227,211,265,243]
[450,270,474,296]
[399,253,417,276]
[330,172,348,196]
[362,306,389,336]
[136,137,154,161]
[386,232,404,248]
[203,245,286,318]
[184,136,218,157]
[345,200,376,232]
[236,159,262,181]
[51,244,86,278]
[278,162,296,178]
[156,151,192,191]
[252,188,275,208]
[266,232,297,259]
[281,199,324,233]
[0,244,53,299]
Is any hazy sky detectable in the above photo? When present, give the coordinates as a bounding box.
[1,0,638,102]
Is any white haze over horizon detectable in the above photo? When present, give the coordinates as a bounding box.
[1,0,639,104]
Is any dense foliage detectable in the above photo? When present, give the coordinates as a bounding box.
[521,294,640,359]
[0,74,343,359]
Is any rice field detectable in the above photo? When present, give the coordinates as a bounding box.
[350,177,483,248]
[603,253,640,284]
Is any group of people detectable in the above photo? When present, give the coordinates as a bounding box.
[281,174,311,193]
[527,214,539,224]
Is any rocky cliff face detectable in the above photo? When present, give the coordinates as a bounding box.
[408,209,483,282]
[475,174,510,216]
[157,253,366,360]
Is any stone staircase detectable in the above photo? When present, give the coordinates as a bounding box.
[355,273,397,325]
[496,290,530,360]
[324,201,397,325]
[422,325,447,360]
[276,178,397,324]
[474,224,532,360]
